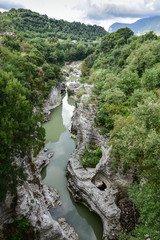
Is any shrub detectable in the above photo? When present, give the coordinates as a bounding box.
[80,145,102,168]
[76,90,87,99]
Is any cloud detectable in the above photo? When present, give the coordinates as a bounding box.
[1,0,160,31]
[0,0,24,10]
[78,0,160,21]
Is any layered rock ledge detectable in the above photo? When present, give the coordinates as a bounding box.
[0,153,73,240]
[66,96,132,239]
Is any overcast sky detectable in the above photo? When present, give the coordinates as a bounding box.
[1,0,160,30]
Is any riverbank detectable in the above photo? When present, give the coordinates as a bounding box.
[66,64,134,239]
[0,63,80,240]
[0,61,131,240]
[41,62,104,240]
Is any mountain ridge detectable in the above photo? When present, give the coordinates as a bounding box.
[0,8,107,40]
[108,16,160,35]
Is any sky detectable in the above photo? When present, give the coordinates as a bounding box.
[0,0,160,30]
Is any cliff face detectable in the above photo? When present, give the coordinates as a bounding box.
[43,83,65,122]
[0,84,76,240]
[0,154,69,240]
[66,93,133,239]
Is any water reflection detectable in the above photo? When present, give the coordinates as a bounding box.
[62,93,75,128]
[43,105,66,143]
[68,97,75,106]
[41,167,46,180]
[42,92,103,240]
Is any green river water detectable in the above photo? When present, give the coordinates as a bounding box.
[41,92,103,240]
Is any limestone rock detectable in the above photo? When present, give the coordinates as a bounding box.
[66,96,130,239]
[34,149,50,172]
[58,218,79,240]
[0,153,70,240]
[63,61,82,80]
[67,82,81,96]
[67,83,93,100]
[43,83,65,122]
[48,152,54,159]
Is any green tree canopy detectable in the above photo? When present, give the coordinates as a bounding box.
[0,70,45,201]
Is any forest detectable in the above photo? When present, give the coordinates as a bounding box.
[81,28,160,239]
[0,13,97,202]
[0,7,160,239]
[0,8,107,40]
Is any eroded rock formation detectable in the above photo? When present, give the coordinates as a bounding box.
[0,153,70,240]
[0,83,77,240]
[66,95,133,239]
[43,83,65,122]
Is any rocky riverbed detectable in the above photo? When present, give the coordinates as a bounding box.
[0,61,135,240]
[66,64,135,239]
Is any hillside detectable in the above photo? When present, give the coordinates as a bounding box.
[1,4,160,239]
[0,8,107,40]
[108,16,160,35]
[81,29,160,239]
[0,7,99,202]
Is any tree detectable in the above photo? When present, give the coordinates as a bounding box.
[118,70,140,95]
[0,70,45,201]
[129,89,158,107]
[127,41,159,76]
[117,27,134,42]
[101,28,133,53]
[126,183,160,239]
[120,183,160,239]
[141,67,160,90]
[2,35,20,51]
[110,99,160,183]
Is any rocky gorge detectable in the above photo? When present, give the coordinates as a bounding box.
[66,63,137,239]
[0,78,77,239]
[0,61,136,240]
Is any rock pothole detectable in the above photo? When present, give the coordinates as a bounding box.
[91,172,111,191]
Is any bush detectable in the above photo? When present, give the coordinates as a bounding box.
[118,70,140,95]
[4,218,31,240]
[141,67,160,90]
[80,145,102,168]
[76,90,87,99]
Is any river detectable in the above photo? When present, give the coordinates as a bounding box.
[41,91,103,240]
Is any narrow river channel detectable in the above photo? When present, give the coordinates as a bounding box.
[41,92,103,240]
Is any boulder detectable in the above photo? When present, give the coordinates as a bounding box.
[43,84,64,122]
[48,152,54,159]
[34,149,50,172]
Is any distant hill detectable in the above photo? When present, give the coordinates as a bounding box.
[108,16,160,35]
[0,8,107,40]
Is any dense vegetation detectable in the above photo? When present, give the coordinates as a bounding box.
[1,7,160,239]
[0,8,107,40]
[0,8,99,202]
[0,35,46,201]
[81,28,160,239]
